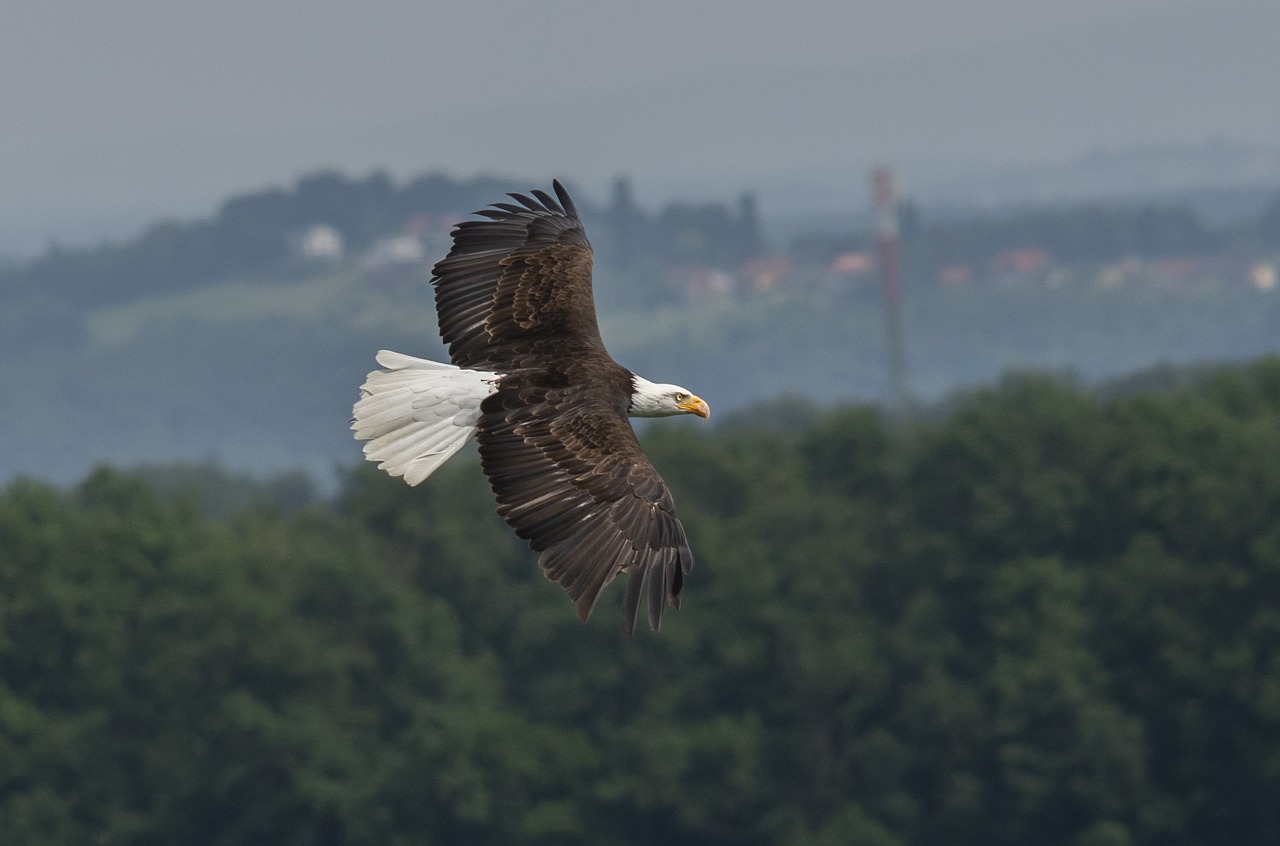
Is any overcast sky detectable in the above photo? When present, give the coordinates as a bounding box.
[2,0,1277,254]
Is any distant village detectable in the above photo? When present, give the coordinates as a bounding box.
[290,172,1280,307]
[10,167,1280,317]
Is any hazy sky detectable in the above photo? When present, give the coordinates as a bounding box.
[2,0,1277,253]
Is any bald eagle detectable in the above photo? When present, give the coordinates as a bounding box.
[352,181,709,634]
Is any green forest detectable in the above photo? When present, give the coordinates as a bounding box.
[4,359,1280,845]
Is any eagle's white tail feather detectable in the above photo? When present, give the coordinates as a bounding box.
[352,350,498,486]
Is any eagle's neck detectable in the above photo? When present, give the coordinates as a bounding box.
[628,374,673,418]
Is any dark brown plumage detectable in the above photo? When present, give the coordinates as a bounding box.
[430,181,695,634]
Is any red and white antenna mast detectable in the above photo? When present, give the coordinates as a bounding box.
[873,167,909,414]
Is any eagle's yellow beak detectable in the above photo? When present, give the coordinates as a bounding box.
[679,395,711,420]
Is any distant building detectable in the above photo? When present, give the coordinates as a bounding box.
[1096,258,1139,289]
[359,235,430,295]
[1250,261,1277,291]
[300,225,344,261]
[829,251,874,276]
[739,256,793,292]
[671,266,736,300]
[1149,257,1208,289]
[990,248,1051,277]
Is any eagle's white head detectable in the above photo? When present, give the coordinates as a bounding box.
[629,376,710,420]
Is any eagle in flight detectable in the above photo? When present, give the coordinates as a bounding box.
[352,181,709,634]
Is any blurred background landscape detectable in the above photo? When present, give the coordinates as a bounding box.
[3,2,1280,844]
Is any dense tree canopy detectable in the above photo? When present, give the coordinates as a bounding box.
[3,359,1280,844]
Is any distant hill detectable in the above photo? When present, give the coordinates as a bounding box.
[5,168,1280,488]
[0,171,532,308]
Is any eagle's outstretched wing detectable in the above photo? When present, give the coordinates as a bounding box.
[431,180,603,373]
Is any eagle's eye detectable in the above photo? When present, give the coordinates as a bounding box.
[673,392,687,402]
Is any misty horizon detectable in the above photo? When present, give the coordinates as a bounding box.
[3,1,1279,255]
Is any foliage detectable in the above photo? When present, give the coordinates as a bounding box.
[0,171,529,308]
[909,203,1225,268]
[0,170,765,314]
[4,359,1280,844]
